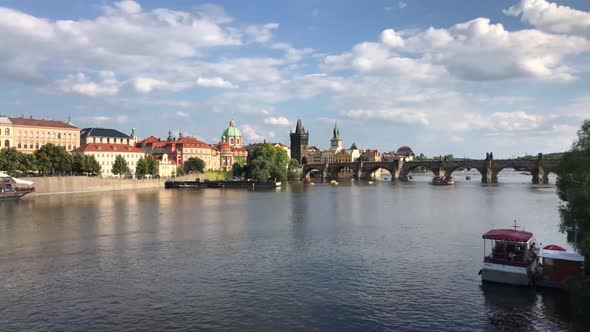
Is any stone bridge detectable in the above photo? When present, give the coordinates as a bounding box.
[300,154,560,184]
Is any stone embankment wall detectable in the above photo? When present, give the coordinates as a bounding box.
[29,174,197,195]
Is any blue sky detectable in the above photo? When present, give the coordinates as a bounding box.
[0,0,589,158]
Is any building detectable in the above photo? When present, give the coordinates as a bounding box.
[362,149,381,162]
[321,149,337,164]
[306,146,322,164]
[80,127,137,146]
[330,122,343,151]
[9,115,80,153]
[347,142,361,162]
[218,120,248,172]
[397,146,415,161]
[290,119,309,164]
[153,153,176,178]
[0,116,13,149]
[139,134,221,171]
[72,143,145,178]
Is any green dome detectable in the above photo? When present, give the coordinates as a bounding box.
[221,120,242,140]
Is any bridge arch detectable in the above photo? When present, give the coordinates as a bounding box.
[301,165,324,179]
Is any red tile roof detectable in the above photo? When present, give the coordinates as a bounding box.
[136,136,161,146]
[73,143,145,153]
[9,117,78,129]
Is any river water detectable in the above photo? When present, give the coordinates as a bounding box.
[0,170,586,331]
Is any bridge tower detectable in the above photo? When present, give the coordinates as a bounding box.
[290,119,309,165]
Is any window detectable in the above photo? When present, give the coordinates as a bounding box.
[237,138,240,145]
[23,143,27,149]
[35,143,39,149]
[100,137,103,143]
[68,133,71,139]
[18,142,21,148]
[4,128,9,136]
[230,138,234,144]
[4,140,9,147]
[107,138,110,143]
[127,139,130,144]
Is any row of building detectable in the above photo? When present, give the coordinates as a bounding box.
[1,114,415,178]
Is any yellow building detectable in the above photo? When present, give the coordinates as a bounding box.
[154,153,176,178]
[72,143,145,178]
[0,116,13,149]
[9,116,80,153]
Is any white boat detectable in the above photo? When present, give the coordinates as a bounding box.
[535,245,585,289]
[0,173,35,200]
[480,229,539,286]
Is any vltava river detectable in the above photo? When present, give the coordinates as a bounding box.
[0,171,585,331]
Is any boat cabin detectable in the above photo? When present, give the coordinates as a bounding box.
[483,229,538,267]
[538,245,585,288]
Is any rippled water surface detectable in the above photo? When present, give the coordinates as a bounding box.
[0,171,586,331]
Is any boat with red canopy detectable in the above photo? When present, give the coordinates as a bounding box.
[535,244,585,289]
[480,228,539,286]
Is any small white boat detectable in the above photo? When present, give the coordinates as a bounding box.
[0,173,35,200]
[480,229,539,286]
[535,245,585,289]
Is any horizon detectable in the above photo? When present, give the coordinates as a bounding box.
[0,0,589,158]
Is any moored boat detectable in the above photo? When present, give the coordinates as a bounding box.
[165,179,281,189]
[535,245,585,289]
[0,173,35,200]
[432,176,454,185]
[480,229,539,286]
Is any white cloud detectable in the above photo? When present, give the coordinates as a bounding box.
[263,116,290,126]
[56,71,121,97]
[505,0,590,37]
[241,124,275,141]
[399,2,408,9]
[176,111,189,118]
[245,23,279,43]
[380,29,405,47]
[114,0,142,15]
[344,109,430,126]
[196,77,237,89]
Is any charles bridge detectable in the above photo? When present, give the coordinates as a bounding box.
[300,153,560,184]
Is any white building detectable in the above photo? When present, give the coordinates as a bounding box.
[72,143,145,178]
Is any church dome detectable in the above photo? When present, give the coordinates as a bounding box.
[221,120,242,140]
[397,145,414,156]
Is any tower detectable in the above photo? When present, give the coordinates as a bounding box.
[290,119,309,164]
[330,122,342,151]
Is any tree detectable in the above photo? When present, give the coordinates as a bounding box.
[111,155,128,177]
[0,147,32,175]
[232,162,244,178]
[34,144,72,175]
[146,156,157,176]
[183,157,205,174]
[82,155,101,175]
[72,154,84,175]
[136,157,148,178]
[287,158,300,180]
[556,120,590,258]
[245,143,289,182]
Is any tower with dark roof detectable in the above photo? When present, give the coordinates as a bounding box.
[330,122,343,151]
[290,119,309,164]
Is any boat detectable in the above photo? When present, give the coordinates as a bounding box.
[432,176,454,185]
[330,180,339,185]
[466,175,471,180]
[0,173,35,200]
[480,229,539,286]
[535,245,585,289]
[368,181,374,184]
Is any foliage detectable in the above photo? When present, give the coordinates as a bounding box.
[556,120,590,259]
[136,157,148,178]
[82,155,101,175]
[72,154,84,175]
[232,162,244,178]
[146,156,157,176]
[203,170,232,180]
[244,143,289,182]
[0,147,35,175]
[287,158,300,180]
[176,167,184,176]
[111,155,128,177]
[183,157,205,174]
[34,144,73,175]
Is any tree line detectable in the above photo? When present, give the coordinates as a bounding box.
[231,143,298,182]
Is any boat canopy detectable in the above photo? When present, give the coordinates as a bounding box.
[543,244,566,251]
[482,229,533,242]
[540,249,584,262]
[0,173,34,186]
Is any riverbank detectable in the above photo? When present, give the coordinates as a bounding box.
[28,174,197,195]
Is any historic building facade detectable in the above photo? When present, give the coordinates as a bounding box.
[219,121,247,172]
[9,116,80,153]
[80,128,137,146]
[71,143,145,178]
[154,153,176,178]
[0,116,13,149]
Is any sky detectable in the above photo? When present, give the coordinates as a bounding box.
[0,0,589,158]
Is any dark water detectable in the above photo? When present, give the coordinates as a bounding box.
[0,172,586,331]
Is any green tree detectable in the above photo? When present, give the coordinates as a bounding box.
[146,156,157,176]
[557,120,590,258]
[0,147,31,175]
[82,155,101,175]
[111,155,128,177]
[287,158,300,181]
[245,143,289,182]
[72,154,84,175]
[183,157,205,174]
[34,144,73,175]
[232,162,244,178]
[136,157,148,178]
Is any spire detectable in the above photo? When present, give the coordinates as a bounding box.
[332,121,340,140]
[130,128,136,138]
[295,119,304,134]
[167,130,174,141]
[178,130,183,139]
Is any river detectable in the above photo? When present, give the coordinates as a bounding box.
[0,170,586,331]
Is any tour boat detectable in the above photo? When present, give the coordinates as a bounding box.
[432,176,454,185]
[480,229,539,286]
[0,173,35,200]
[535,245,585,289]
[330,180,339,185]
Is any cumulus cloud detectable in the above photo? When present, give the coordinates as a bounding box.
[241,124,275,141]
[196,77,237,89]
[245,23,279,43]
[344,109,430,126]
[263,116,290,126]
[505,0,590,37]
[56,71,121,97]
